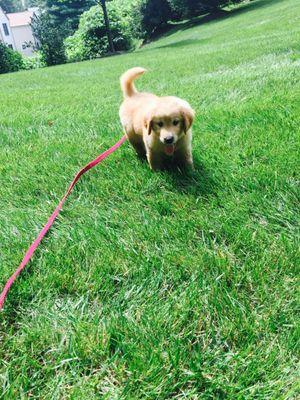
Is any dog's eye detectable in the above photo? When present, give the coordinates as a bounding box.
[157,121,164,127]
[173,120,179,126]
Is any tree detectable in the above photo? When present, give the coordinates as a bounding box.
[139,0,173,37]
[42,0,95,33]
[168,0,243,18]
[0,0,22,12]
[137,0,244,38]
[30,1,97,66]
[65,1,134,62]
[99,0,115,53]
[31,12,67,66]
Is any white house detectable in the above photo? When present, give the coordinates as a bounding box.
[0,6,38,57]
[0,6,15,49]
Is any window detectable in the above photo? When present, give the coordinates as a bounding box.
[22,44,26,50]
[8,44,13,49]
[2,23,9,36]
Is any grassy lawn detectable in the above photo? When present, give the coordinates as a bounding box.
[0,0,299,398]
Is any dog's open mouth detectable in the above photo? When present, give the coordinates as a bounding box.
[164,144,175,156]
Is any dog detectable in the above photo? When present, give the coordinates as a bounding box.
[119,67,195,171]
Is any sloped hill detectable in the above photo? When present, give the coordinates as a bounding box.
[0,0,299,398]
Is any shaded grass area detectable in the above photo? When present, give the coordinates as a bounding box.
[0,0,299,398]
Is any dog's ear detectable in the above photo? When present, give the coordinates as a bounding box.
[144,117,153,135]
[181,106,195,134]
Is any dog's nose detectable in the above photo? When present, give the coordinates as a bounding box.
[164,136,174,144]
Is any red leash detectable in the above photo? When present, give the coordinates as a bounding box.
[0,135,127,311]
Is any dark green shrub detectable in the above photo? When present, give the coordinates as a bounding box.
[0,43,24,74]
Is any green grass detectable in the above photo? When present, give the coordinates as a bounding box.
[0,0,299,398]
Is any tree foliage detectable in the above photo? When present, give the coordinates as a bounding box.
[0,0,22,12]
[42,0,95,33]
[31,12,67,66]
[65,1,135,62]
[138,0,173,37]
[136,0,244,38]
[0,42,24,74]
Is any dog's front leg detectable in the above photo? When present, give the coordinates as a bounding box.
[147,150,163,171]
[175,147,194,170]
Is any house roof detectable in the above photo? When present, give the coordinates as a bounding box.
[7,10,34,27]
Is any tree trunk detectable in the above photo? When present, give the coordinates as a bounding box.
[100,0,115,53]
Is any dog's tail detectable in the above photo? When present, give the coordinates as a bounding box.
[120,67,146,98]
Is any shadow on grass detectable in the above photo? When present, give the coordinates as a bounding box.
[134,152,216,198]
[163,156,217,198]
[155,38,210,50]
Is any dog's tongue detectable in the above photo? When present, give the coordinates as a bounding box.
[164,144,175,155]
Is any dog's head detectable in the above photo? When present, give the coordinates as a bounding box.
[145,97,195,155]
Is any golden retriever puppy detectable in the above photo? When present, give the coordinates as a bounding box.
[119,67,195,171]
